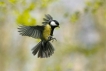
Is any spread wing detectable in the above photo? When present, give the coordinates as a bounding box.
[18,25,44,39]
[42,14,53,25]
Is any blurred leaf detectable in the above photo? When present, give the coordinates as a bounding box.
[85,1,103,13]
[41,0,50,8]
[92,8,97,14]
[86,1,92,7]
[84,1,92,13]
[8,0,17,4]
[27,3,36,11]
[84,7,89,13]
[0,1,6,7]
[92,1,103,14]
[16,10,36,26]
[40,0,56,8]
[93,1,102,9]
[70,12,80,23]
[64,12,69,17]
[55,64,62,71]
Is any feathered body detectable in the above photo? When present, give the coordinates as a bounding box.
[43,24,51,40]
[18,14,59,58]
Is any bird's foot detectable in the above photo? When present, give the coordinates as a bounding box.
[51,37,57,42]
[48,36,57,42]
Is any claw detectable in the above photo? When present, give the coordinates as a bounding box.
[48,36,57,42]
[51,38,57,42]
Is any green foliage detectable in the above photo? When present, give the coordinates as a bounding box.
[40,0,56,8]
[92,1,103,13]
[85,0,103,13]
[86,1,92,7]
[0,1,6,7]
[9,0,17,4]
[16,10,36,26]
[16,2,36,26]
[41,0,51,8]
[28,3,36,11]
[70,11,80,23]
[55,64,62,71]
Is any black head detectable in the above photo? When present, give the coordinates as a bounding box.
[49,20,59,28]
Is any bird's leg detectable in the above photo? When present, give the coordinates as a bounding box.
[51,37,57,42]
[48,36,57,42]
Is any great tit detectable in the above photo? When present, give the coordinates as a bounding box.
[18,14,59,58]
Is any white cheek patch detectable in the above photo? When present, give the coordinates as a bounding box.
[50,21,56,26]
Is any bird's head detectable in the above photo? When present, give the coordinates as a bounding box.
[49,20,59,28]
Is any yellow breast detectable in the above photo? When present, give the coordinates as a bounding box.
[43,24,51,40]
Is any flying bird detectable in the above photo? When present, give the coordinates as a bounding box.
[18,14,59,58]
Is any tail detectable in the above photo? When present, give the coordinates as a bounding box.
[31,41,54,58]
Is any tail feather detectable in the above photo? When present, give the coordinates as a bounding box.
[46,42,54,56]
[32,42,41,55]
[32,41,54,58]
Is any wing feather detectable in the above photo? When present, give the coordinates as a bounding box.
[42,14,53,25]
[18,25,44,39]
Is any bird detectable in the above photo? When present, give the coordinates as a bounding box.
[18,14,59,58]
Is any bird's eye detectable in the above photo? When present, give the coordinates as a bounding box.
[50,21,56,26]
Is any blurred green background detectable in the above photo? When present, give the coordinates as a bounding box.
[0,0,106,71]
